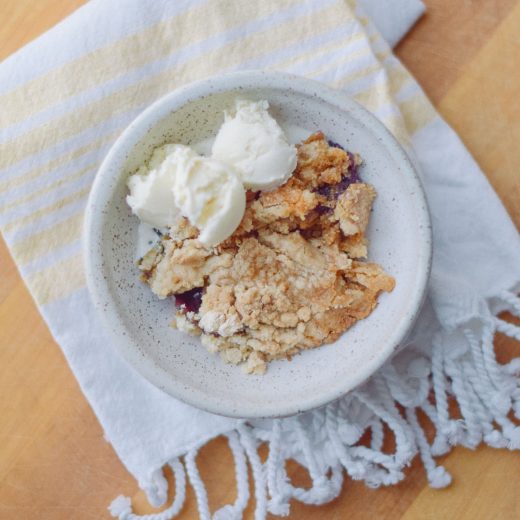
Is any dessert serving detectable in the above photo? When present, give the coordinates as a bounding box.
[126,99,395,374]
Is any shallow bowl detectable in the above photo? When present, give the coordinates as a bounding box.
[84,71,431,418]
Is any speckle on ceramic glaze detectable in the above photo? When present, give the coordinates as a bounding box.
[84,71,431,419]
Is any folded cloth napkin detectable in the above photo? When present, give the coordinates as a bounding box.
[2,0,520,519]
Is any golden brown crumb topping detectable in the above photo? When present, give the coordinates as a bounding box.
[139,132,394,373]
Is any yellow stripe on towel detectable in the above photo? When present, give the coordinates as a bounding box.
[10,212,84,266]
[26,252,85,306]
[0,0,301,129]
[0,1,348,170]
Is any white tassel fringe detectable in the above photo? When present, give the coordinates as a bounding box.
[110,291,520,519]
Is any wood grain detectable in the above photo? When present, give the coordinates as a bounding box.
[1,1,519,518]
[0,0,84,60]
[395,0,518,104]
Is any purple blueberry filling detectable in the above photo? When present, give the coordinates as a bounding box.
[313,142,360,212]
[315,183,334,198]
[346,152,360,183]
[315,161,359,200]
[174,287,203,313]
[315,178,351,201]
[316,204,333,215]
[327,140,344,150]
[326,141,360,185]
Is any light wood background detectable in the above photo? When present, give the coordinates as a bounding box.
[1,1,519,518]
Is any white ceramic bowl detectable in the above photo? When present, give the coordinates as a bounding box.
[84,71,431,418]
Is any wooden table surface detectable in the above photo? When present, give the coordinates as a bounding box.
[1,1,519,518]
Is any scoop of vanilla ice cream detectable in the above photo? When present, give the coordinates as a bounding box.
[172,154,245,247]
[126,144,193,228]
[211,99,297,191]
[127,144,245,246]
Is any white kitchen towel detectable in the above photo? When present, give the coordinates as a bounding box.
[2,1,520,519]
[361,0,425,47]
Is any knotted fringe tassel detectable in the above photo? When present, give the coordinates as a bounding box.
[109,291,520,519]
[109,458,186,520]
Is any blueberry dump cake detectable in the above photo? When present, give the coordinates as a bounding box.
[127,100,394,374]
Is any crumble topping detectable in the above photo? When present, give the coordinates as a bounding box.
[138,132,394,374]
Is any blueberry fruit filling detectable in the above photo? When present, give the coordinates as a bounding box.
[314,148,360,204]
[174,287,203,313]
[346,152,360,183]
[316,204,333,215]
[327,140,344,150]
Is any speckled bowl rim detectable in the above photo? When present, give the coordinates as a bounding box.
[84,70,432,419]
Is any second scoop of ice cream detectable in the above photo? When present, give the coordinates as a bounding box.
[212,99,297,191]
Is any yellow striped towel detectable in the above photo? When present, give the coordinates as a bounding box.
[1,1,520,519]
